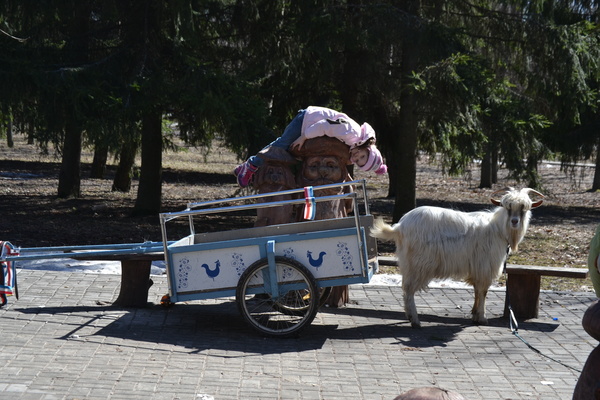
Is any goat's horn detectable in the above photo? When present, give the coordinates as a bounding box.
[490,186,512,206]
[523,188,545,198]
[490,186,513,199]
[524,188,544,208]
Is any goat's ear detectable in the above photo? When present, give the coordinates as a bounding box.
[531,199,543,208]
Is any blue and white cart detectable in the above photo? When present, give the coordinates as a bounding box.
[159,179,378,337]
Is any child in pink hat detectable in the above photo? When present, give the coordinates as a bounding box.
[234,106,387,187]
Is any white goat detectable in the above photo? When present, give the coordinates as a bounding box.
[370,188,543,328]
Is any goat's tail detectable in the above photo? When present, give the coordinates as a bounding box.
[369,218,398,242]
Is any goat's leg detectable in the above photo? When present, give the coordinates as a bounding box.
[472,285,489,325]
[402,281,421,328]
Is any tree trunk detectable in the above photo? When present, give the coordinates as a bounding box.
[479,146,492,188]
[57,120,82,198]
[593,138,600,191]
[393,1,421,222]
[394,101,418,221]
[113,138,138,192]
[385,136,397,198]
[57,2,89,198]
[90,144,109,179]
[6,115,14,148]
[370,99,398,199]
[133,110,163,215]
[526,155,541,189]
[27,123,34,145]
[492,150,498,184]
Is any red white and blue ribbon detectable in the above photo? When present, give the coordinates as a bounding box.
[303,186,316,220]
[1,241,19,304]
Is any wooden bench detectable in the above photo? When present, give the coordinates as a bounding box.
[377,256,589,320]
[504,264,589,319]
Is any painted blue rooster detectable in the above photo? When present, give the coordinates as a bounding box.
[307,251,326,268]
[201,260,221,280]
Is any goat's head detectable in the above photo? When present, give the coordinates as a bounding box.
[490,187,544,251]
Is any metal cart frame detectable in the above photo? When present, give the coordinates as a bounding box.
[159,179,378,337]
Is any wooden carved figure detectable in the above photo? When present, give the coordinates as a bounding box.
[289,136,353,221]
[290,136,354,307]
[252,146,298,227]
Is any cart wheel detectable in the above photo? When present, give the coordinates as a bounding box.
[236,256,319,338]
[273,286,332,316]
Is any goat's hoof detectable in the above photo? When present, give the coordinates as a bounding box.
[473,317,488,325]
[410,321,422,329]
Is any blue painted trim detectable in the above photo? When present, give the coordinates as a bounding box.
[167,227,359,256]
[171,288,237,302]
[165,250,178,301]
[266,240,279,298]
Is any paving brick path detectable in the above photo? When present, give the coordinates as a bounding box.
[0,270,597,399]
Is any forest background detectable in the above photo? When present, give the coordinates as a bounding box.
[0,1,599,291]
[1,1,599,216]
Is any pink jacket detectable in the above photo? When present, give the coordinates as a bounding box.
[301,106,375,148]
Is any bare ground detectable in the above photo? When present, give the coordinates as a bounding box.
[1,136,598,292]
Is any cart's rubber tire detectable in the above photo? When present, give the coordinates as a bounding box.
[236,256,319,338]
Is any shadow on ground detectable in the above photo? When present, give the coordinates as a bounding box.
[13,297,561,356]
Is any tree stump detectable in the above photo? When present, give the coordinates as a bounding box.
[69,253,159,307]
[112,259,154,307]
[290,137,353,307]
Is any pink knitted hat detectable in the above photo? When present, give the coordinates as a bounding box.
[361,123,376,142]
[359,146,387,174]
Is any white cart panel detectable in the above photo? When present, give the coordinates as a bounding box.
[171,244,261,294]
[272,234,362,280]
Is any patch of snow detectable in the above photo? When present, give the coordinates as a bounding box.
[15,256,166,276]
[366,273,504,290]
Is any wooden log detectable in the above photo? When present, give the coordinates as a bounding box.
[504,273,541,319]
[112,259,153,307]
[70,253,163,308]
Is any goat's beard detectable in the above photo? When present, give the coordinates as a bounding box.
[508,212,531,252]
[509,230,523,252]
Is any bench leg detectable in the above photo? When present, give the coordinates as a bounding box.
[504,273,541,320]
[326,285,349,308]
[113,260,153,307]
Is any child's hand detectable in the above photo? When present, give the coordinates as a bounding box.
[291,136,307,150]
